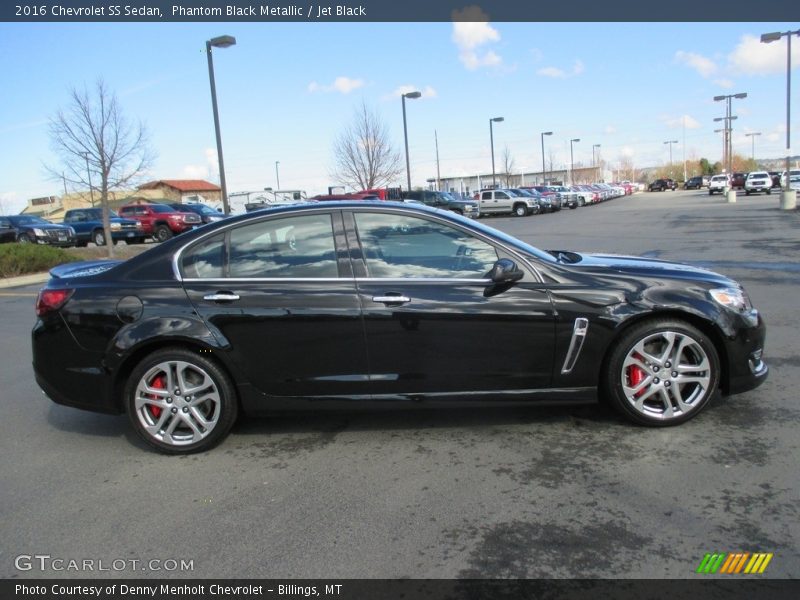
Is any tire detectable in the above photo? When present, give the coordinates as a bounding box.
[745,190,751,196]
[125,347,238,454]
[708,190,714,195]
[601,319,720,427]
[766,189,771,195]
[19,233,35,244]
[513,203,527,217]
[92,229,106,246]
[154,225,173,242]
[129,237,146,245]
[578,198,586,207]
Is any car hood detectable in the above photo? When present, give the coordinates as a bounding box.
[24,222,71,230]
[550,252,733,285]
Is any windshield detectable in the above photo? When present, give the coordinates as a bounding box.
[188,204,219,215]
[151,204,175,213]
[86,209,120,218]
[8,215,48,225]
[439,192,457,202]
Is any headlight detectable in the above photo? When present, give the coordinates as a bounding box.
[709,287,751,312]
[135,222,143,229]
[32,228,45,236]
[110,222,121,230]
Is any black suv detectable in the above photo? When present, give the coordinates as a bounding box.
[649,178,677,192]
[683,176,704,190]
[2,215,76,246]
[402,190,480,218]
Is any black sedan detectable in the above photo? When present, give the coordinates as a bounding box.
[4,215,77,246]
[32,202,768,454]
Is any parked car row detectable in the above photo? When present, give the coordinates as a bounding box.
[0,202,226,248]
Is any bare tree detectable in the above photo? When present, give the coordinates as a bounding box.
[47,79,154,257]
[501,145,515,187]
[331,101,402,191]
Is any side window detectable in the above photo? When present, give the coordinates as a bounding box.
[119,207,131,216]
[354,212,498,279]
[0,218,10,228]
[182,233,225,279]
[229,214,338,278]
[496,192,509,199]
[481,192,492,200]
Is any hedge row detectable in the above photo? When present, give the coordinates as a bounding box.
[0,244,81,278]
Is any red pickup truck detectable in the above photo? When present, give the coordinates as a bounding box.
[118,203,202,242]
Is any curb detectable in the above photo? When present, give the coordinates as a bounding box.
[0,272,50,289]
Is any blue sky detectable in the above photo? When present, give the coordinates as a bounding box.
[1,20,799,212]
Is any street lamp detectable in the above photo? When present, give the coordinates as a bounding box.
[401,91,422,192]
[489,117,504,188]
[713,92,747,174]
[664,140,678,166]
[714,116,738,170]
[592,143,601,182]
[569,138,580,185]
[761,29,800,205]
[540,131,552,184]
[745,132,762,162]
[275,161,281,190]
[206,34,237,215]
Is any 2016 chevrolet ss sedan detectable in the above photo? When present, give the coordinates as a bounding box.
[32,202,768,454]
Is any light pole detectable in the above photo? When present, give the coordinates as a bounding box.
[745,132,762,162]
[401,91,422,192]
[713,92,747,174]
[761,29,800,205]
[489,117,504,188]
[592,143,601,182]
[569,138,580,185]
[664,140,678,167]
[714,116,737,171]
[206,34,237,215]
[275,161,281,190]
[81,152,95,206]
[541,131,552,184]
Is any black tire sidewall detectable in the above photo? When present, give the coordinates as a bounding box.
[124,348,238,454]
[602,319,720,427]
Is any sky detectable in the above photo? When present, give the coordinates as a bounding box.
[1,20,799,213]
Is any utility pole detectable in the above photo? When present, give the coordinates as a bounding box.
[435,130,441,192]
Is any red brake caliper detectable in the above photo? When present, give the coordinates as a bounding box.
[627,355,647,398]
[147,374,166,418]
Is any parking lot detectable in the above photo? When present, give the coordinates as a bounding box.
[1,189,798,579]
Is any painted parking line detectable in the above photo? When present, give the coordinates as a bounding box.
[0,292,37,297]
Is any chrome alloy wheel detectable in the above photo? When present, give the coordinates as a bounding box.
[621,331,712,420]
[133,360,221,446]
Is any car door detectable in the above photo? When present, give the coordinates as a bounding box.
[0,217,15,243]
[494,190,513,213]
[345,209,555,398]
[179,209,370,400]
[479,190,497,214]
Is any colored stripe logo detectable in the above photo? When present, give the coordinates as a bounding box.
[696,552,773,574]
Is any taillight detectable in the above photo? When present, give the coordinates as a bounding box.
[36,288,74,316]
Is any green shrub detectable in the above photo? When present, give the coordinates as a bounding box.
[0,244,81,278]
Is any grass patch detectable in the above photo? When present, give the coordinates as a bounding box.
[0,244,81,278]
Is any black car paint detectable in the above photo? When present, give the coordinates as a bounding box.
[32,202,767,418]
[4,215,76,246]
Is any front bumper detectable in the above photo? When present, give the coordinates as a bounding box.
[721,310,769,395]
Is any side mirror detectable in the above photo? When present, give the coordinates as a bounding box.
[487,258,524,284]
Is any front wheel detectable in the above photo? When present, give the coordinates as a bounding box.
[125,348,238,454]
[602,320,720,426]
[92,229,106,246]
[154,225,173,242]
[513,204,527,217]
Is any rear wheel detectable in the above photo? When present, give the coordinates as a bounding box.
[602,319,719,426]
[125,348,238,454]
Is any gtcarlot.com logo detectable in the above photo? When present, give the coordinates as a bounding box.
[696,552,773,574]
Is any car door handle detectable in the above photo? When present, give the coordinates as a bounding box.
[372,295,411,305]
[203,292,240,302]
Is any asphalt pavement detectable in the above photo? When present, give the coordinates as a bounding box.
[0,190,797,579]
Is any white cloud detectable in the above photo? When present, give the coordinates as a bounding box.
[451,6,503,70]
[385,85,438,100]
[663,114,701,130]
[182,148,218,180]
[713,78,734,89]
[536,59,585,79]
[728,34,800,75]
[604,125,617,134]
[674,50,717,77]
[307,76,365,94]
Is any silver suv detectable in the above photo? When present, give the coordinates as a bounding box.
[476,189,537,217]
[744,171,772,195]
[708,174,730,195]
